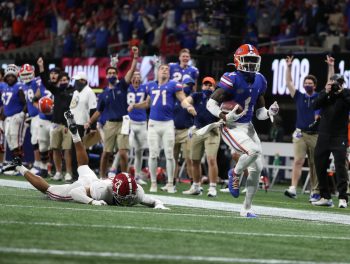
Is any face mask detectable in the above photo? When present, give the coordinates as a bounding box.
[107,76,117,84]
[75,81,86,91]
[203,89,213,97]
[304,85,313,94]
[59,83,68,89]
[183,87,192,95]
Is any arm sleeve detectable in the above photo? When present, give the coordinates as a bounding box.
[136,185,157,207]
[119,78,129,91]
[69,186,94,204]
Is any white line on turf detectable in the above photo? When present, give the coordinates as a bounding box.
[1,220,349,241]
[1,179,350,225]
[0,247,348,264]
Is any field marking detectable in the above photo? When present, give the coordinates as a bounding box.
[1,220,349,241]
[0,203,342,227]
[0,247,348,264]
[1,179,350,225]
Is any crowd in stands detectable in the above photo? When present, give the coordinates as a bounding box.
[245,0,350,51]
[0,0,237,58]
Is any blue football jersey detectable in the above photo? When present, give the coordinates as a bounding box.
[127,84,148,122]
[147,80,183,121]
[0,82,24,117]
[23,77,42,117]
[218,71,267,123]
[169,62,199,83]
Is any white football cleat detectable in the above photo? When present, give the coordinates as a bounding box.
[52,172,63,181]
[64,173,72,182]
[339,199,348,208]
[207,187,217,197]
[182,184,202,195]
[312,198,334,207]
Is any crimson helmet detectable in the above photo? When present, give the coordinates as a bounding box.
[38,97,54,114]
[19,64,35,83]
[234,44,261,73]
[112,173,138,206]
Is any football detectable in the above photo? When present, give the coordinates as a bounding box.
[220,100,243,114]
[38,97,54,114]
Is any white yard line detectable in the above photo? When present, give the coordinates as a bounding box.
[1,179,350,225]
[0,247,348,264]
[0,220,349,241]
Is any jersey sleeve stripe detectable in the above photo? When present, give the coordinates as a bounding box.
[220,76,233,87]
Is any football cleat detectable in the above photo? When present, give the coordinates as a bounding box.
[284,188,297,199]
[150,182,158,193]
[52,172,63,181]
[312,198,334,207]
[309,193,321,203]
[2,157,22,173]
[182,184,202,195]
[207,187,217,197]
[240,209,258,218]
[338,199,348,208]
[228,169,240,198]
[64,110,77,134]
[64,173,72,182]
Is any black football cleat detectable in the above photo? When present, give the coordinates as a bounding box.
[2,157,22,173]
[64,110,78,134]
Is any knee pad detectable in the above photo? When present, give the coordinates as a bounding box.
[32,143,39,151]
[40,151,49,162]
[149,148,160,159]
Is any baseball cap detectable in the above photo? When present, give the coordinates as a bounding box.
[73,71,87,81]
[202,76,215,86]
[49,67,61,74]
[183,77,195,85]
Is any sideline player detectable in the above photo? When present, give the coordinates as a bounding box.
[206,44,279,217]
[0,64,27,159]
[169,48,199,90]
[2,110,168,209]
[127,71,148,185]
[129,64,196,193]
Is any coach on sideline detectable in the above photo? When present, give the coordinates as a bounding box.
[312,73,350,209]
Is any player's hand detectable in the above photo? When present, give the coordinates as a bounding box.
[286,56,293,67]
[187,106,197,116]
[154,200,170,210]
[132,46,139,58]
[127,104,134,112]
[91,200,107,206]
[225,105,246,126]
[325,55,334,66]
[268,101,279,116]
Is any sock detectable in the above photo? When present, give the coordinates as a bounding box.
[134,149,143,177]
[71,132,81,143]
[166,158,175,186]
[149,157,157,183]
[33,160,40,168]
[209,183,217,188]
[193,182,200,189]
[289,186,296,193]
[16,165,29,176]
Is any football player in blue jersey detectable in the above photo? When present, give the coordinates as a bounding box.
[0,64,27,160]
[19,64,43,175]
[129,64,196,193]
[127,71,148,185]
[169,48,199,90]
[206,44,279,217]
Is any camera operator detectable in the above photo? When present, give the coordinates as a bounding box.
[312,74,350,208]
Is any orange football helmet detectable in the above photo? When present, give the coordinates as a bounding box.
[38,97,54,115]
[234,44,261,73]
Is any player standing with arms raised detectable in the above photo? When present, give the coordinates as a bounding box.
[206,44,279,217]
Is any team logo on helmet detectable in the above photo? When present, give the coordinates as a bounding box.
[234,44,261,73]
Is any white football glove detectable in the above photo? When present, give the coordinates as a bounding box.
[91,200,107,206]
[268,101,279,122]
[154,199,170,210]
[225,105,246,127]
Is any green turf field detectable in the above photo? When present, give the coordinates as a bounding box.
[0,176,349,264]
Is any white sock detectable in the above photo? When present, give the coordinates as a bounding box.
[71,133,81,143]
[149,157,157,183]
[16,165,29,176]
[166,158,175,186]
[33,160,40,167]
[209,183,217,188]
[134,149,143,177]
